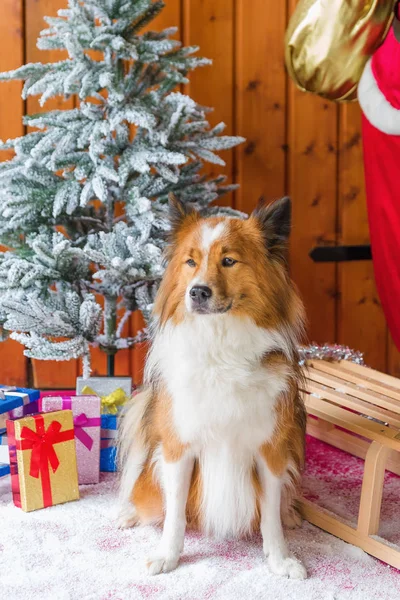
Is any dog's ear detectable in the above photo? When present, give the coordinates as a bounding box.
[252,196,291,262]
[168,193,197,233]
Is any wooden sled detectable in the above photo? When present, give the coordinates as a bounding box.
[299,359,400,570]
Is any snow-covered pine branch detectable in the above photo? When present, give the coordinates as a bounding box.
[0,0,245,374]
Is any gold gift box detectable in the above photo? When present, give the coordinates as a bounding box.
[6,410,79,512]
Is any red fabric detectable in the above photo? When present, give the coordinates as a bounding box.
[371,28,400,110]
[362,114,400,351]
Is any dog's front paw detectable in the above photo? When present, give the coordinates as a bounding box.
[146,553,180,575]
[116,505,139,529]
[268,556,307,580]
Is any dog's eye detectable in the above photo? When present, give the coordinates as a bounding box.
[222,257,237,267]
[186,259,196,268]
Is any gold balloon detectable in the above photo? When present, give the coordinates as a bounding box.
[285,0,395,102]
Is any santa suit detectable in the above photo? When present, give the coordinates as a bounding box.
[358,17,400,351]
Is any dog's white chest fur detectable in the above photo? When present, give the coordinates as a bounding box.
[148,314,289,538]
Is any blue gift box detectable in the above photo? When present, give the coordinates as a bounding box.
[0,430,9,476]
[100,446,117,472]
[0,463,10,477]
[0,386,40,415]
[100,414,119,472]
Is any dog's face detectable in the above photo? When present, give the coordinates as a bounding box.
[178,219,248,316]
[155,195,296,327]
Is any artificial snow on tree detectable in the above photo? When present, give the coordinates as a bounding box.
[0,0,244,377]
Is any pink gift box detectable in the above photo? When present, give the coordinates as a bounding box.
[39,395,101,485]
[40,390,76,398]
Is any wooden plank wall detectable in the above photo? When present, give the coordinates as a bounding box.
[0,0,397,388]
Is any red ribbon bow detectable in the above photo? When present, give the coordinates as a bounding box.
[16,415,75,508]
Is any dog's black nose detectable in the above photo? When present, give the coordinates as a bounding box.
[190,285,212,304]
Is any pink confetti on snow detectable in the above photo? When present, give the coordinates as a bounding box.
[0,436,400,600]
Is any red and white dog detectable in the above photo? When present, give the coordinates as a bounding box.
[118,195,307,579]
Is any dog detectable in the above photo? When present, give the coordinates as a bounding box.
[118,194,307,579]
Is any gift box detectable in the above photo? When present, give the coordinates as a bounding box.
[8,400,39,420]
[0,463,10,477]
[0,429,9,477]
[6,411,79,511]
[0,386,40,415]
[76,377,132,414]
[39,395,101,484]
[100,414,119,472]
[0,429,10,474]
[75,378,133,472]
[0,397,39,431]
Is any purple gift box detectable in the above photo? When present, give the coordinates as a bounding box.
[39,395,101,484]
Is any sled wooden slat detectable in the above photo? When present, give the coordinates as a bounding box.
[306,369,400,414]
[304,395,400,452]
[302,359,400,570]
[310,360,400,401]
[304,381,400,429]
[317,359,400,391]
[306,417,400,477]
[299,498,400,571]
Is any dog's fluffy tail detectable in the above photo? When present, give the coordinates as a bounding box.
[117,388,152,523]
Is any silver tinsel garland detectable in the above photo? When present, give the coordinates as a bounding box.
[129,337,366,367]
[298,343,364,366]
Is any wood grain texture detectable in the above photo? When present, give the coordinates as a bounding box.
[287,93,338,343]
[0,0,398,385]
[307,418,400,477]
[235,0,286,212]
[337,104,387,371]
[357,441,389,536]
[300,498,400,570]
[304,360,400,568]
[25,0,72,116]
[0,0,27,386]
[387,333,400,378]
[26,0,79,387]
[130,0,181,386]
[287,0,338,344]
[183,0,234,207]
[0,0,24,161]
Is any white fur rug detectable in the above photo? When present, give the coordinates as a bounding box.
[1,437,400,600]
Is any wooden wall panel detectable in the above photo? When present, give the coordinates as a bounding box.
[183,0,234,207]
[25,0,71,115]
[337,104,387,372]
[0,1,24,159]
[288,86,338,344]
[235,0,286,212]
[388,335,400,378]
[287,0,338,344]
[0,0,398,384]
[0,0,27,386]
[130,0,182,386]
[26,0,79,388]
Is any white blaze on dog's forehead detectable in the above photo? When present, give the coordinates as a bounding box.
[200,222,226,251]
[187,222,227,299]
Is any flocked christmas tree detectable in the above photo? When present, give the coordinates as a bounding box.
[0,0,244,377]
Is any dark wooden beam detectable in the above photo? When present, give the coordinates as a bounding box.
[309,245,372,263]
